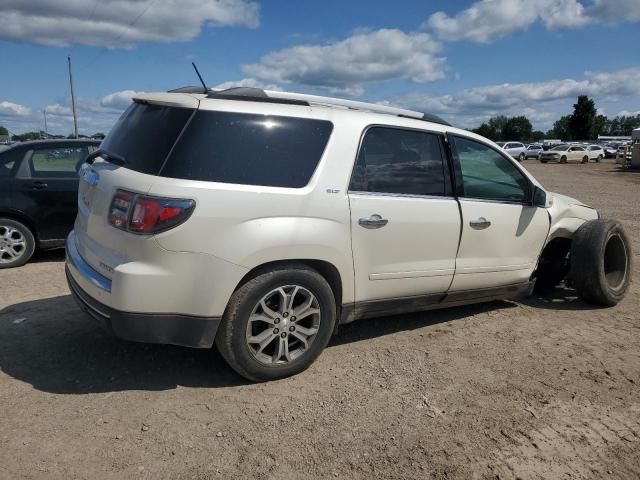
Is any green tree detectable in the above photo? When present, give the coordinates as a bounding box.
[593,114,608,138]
[531,130,545,142]
[488,115,509,140]
[472,123,498,141]
[549,115,571,140]
[0,125,8,136]
[503,116,533,141]
[568,95,597,140]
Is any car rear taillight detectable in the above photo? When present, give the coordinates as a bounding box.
[108,189,195,234]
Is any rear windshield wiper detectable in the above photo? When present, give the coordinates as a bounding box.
[86,149,127,166]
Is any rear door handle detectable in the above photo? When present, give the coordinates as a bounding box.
[29,181,48,190]
[359,214,388,229]
[470,217,491,229]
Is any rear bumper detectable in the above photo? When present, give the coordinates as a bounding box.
[65,234,220,348]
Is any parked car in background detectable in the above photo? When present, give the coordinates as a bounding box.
[525,144,544,159]
[0,139,100,268]
[497,142,527,161]
[603,144,618,158]
[539,144,590,164]
[65,87,631,381]
[586,145,604,162]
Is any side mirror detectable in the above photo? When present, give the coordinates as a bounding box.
[532,186,546,207]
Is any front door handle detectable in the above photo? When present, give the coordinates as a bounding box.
[359,214,388,229]
[470,217,491,229]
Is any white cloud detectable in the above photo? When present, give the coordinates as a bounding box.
[616,110,640,117]
[0,101,31,117]
[0,0,259,48]
[587,0,640,22]
[100,90,145,110]
[243,28,446,96]
[214,78,281,91]
[393,68,640,128]
[423,0,639,43]
[44,104,72,116]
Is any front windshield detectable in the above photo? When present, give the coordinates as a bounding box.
[550,145,568,151]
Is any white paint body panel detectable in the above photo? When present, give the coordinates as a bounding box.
[348,193,460,301]
[451,201,549,290]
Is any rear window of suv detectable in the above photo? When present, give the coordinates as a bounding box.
[161,111,333,188]
[100,102,193,175]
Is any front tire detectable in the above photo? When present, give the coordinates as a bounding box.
[518,152,525,162]
[0,218,36,269]
[570,219,632,306]
[215,264,336,381]
[597,154,602,163]
[581,156,589,164]
[560,156,568,164]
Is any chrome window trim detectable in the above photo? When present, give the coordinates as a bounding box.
[347,190,456,201]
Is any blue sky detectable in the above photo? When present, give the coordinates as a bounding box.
[1,0,639,135]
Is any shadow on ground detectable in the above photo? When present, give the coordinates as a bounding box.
[0,287,594,395]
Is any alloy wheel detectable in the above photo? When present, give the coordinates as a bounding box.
[246,285,321,365]
[0,225,27,264]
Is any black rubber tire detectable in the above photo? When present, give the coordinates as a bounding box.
[540,159,548,163]
[518,152,525,162]
[581,156,589,164]
[560,156,567,164]
[570,219,633,306]
[597,154,602,163]
[0,218,36,269]
[215,264,336,382]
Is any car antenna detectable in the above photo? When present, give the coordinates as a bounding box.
[191,62,209,93]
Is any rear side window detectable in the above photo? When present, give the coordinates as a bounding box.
[30,146,89,177]
[162,111,333,188]
[0,148,24,177]
[349,127,450,196]
[101,103,193,174]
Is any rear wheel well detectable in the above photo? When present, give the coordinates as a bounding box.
[234,259,343,312]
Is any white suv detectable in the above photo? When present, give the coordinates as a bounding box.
[66,87,633,381]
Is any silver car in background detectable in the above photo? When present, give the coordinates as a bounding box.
[496,142,527,161]
[525,144,544,159]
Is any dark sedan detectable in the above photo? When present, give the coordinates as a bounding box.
[0,139,100,268]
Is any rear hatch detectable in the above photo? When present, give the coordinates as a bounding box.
[75,93,199,276]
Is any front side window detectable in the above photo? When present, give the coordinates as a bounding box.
[30,146,89,177]
[452,136,529,203]
[162,111,333,188]
[349,126,450,196]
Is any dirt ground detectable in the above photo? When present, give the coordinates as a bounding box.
[1,160,639,480]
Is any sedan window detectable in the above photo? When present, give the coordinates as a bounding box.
[453,137,528,203]
[0,148,24,177]
[30,146,89,177]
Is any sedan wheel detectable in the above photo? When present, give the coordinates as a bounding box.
[0,219,36,269]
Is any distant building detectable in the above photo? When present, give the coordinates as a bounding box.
[598,135,631,142]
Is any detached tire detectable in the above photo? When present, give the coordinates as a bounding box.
[570,219,632,306]
[0,218,36,269]
[215,264,336,382]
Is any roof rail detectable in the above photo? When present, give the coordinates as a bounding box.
[206,87,309,106]
[168,85,450,125]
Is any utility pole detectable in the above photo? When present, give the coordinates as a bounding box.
[43,109,48,138]
[67,56,79,139]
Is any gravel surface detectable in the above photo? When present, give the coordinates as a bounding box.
[1,159,639,479]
